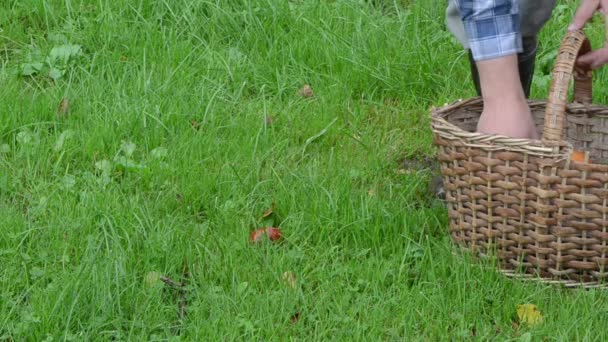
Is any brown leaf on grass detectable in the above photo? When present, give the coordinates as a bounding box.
[266,227,283,241]
[250,227,284,243]
[383,97,399,107]
[367,188,376,197]
[282,271,297,289]
[265,115,274,126]
[261,201,276,219]
[57,97,70,116]
[297,84,314,98]
[190,119,201,130]
[290,312,301,324]
[250,228,266,243]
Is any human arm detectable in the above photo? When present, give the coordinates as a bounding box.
[456,0,538,139]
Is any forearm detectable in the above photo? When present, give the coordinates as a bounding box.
[454,0,537,139]
[476,55,526,104]
[476,54,536,139]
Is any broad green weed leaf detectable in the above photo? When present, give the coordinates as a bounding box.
[95,159,113,175]
[518,332,532,342]
[31,196,49,216]
[29,267,45,279]
[121,141,136,157]
[94,160,114,185]
[21,62,43,76]
[228,47,246,62]
[236,281,249,295]
[47,33,68,44]
[16,130,35,145]
[62,175,76,190]
[49,44,82,65]
[237,317,254,332]
[49,67,65,80]
[150,147,168,159]
[54,130,74,152]
[114,156,145,172]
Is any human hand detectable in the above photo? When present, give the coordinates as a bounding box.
[577,45,608,69]
[477,97,539,139]
[569,0,608,69]
[569,0,608,30]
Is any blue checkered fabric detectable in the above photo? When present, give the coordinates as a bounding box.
[455,0,523,61]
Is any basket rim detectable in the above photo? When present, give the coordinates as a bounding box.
[431,97,575,158]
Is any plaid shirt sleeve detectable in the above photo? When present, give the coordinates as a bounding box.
[455,0,523,61]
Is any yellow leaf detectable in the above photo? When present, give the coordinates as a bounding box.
[517,304,543,326]
[261,202,275,219]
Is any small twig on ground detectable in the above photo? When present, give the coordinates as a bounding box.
[161,259,191,335]
[160,276,183,288]
[179,258,191,322]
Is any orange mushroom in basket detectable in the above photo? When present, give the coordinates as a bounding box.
[570,150,591,163]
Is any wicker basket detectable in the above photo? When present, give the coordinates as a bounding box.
[431,30,608,288]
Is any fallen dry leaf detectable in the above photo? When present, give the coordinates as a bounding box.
[265,115,274,126]
[383,97,399,106]
[282,271,297,289]
[250,228,266,243]
[266,227,283,241]
[261,202,275,219]
[517,304,543,327]
[290,312,301,324]
[297,84,314,98]
[250,227,284,243]
[190,119,201,130]
[367,188,376,197]
[57,97,70,116]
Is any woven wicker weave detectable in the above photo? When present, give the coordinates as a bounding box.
[431,30,608,288]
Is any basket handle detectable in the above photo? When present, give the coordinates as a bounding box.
[542,30,593,143]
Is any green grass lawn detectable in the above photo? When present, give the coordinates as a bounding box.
[2,0,608,340]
